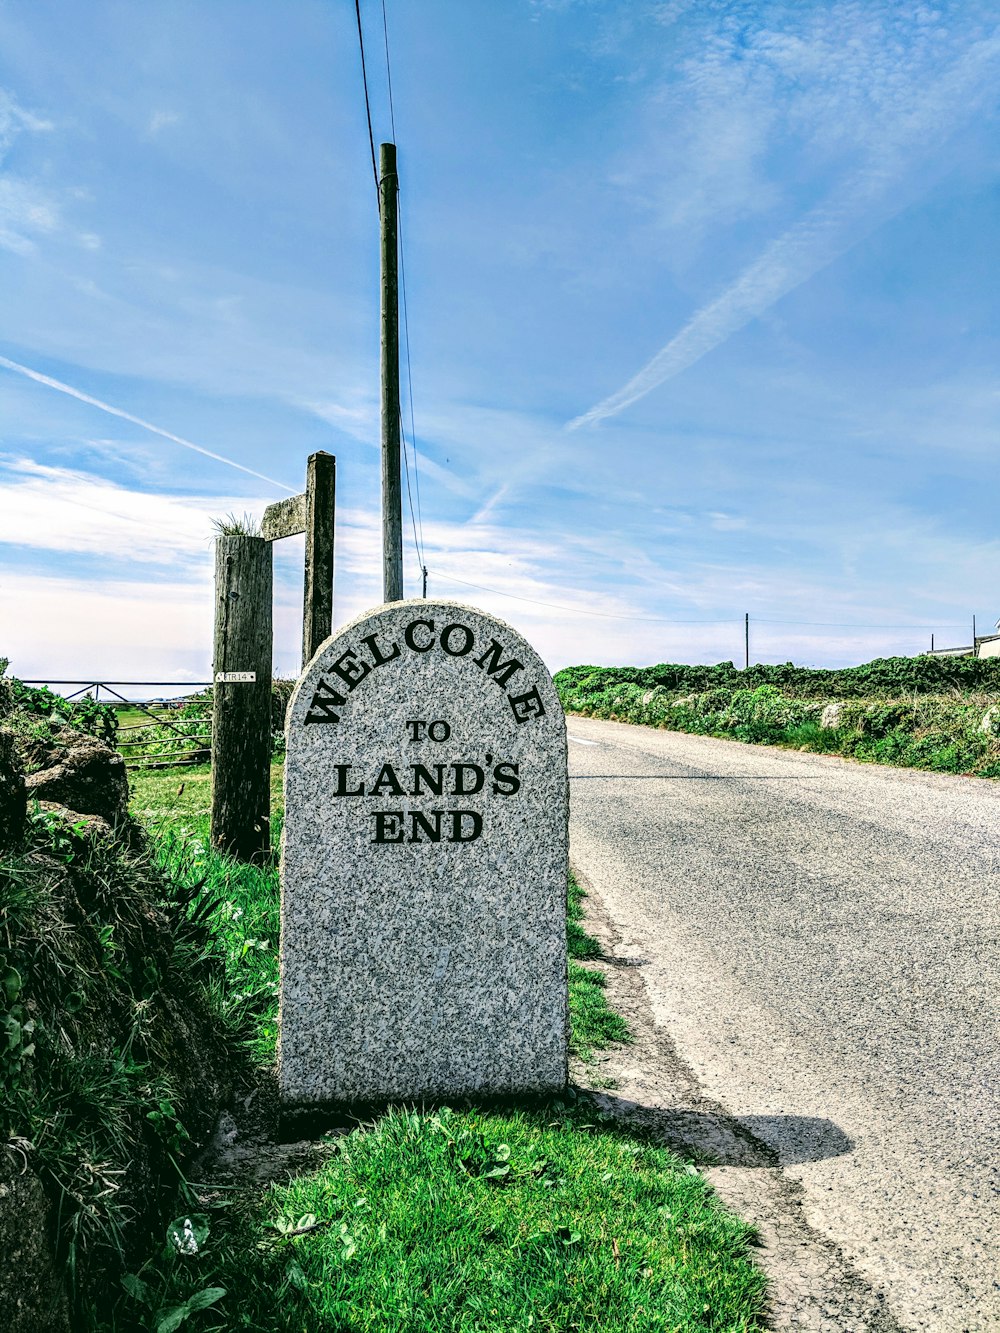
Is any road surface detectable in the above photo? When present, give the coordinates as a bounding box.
[567,716,999,1333]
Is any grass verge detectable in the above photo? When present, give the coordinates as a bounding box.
[556,676,1000,779]
[106,765,766,1332]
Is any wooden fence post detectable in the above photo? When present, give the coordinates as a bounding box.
[211,535,273,862]
[302,451,336,667]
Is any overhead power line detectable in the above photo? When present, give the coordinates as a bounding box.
[752,617,967,629]
[381,0,397,141]
[378,0,425,573]
[354,0,380,203]
[397,215,424,564]
[400,408,422,565]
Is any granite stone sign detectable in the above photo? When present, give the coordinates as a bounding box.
[279,599,568,1110]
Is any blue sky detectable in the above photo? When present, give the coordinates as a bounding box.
[1,0,998,684]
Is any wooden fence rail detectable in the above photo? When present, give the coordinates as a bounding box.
[21,680,286,774]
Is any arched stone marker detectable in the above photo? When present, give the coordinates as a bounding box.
[279,600,568,1111]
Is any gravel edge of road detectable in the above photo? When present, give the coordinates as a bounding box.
[568,714,1000,794]
[569,859,908,1333]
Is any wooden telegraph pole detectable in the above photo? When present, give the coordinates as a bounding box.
[745,612,750,670]
[380,142,403,602]
[211,535,273,862]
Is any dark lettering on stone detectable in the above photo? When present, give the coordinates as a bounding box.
[359,631,402,669]
[441,622,473,656]
[411,763,445,796]
[410,810,444,843]
[371,763,405,797]
[492,762,520,796]
[304,677,348,724]
[449,811,483,843]
[509,685,546,725]
[404,619,436,652]
[372,811,405,843]
[329,648,370,692]
[474,638,524,687]
[332,764,365,796]
[451,762,484,796]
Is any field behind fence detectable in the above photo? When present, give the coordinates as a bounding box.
[21,678,294,770]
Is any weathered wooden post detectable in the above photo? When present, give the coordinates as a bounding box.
[211,535,273,862]
[302,451,336,666]
[261,451,336,669]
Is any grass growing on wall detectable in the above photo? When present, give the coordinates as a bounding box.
[103,767,767,1333]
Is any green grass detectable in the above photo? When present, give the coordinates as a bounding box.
[118,1106,764,1333]
[130,768,628,1070]
[107,767,766,1332]
[567,874,629,1062]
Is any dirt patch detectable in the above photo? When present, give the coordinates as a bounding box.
[193,1069,345,1190]
[570,861,905,1333]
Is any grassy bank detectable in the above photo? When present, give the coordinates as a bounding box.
[556,658,1000,779]
[110,764,767,1332]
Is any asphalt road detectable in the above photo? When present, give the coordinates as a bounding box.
[566,717,999,1333]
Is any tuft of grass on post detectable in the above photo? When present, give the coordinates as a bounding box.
[211,512,262,537]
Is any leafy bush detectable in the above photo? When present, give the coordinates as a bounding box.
[557,659,1000,779]
[555,654,1000,702]
[1,659,118,746]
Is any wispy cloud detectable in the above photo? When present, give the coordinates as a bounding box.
[0,459,269,564]
[0,87,61,253]
[0,355,297,492]
[570,21,1000,429]
[147,109,180,136]
[0,88,53,151]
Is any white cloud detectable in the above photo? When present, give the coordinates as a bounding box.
[0,458,268,565]
[0,177,59,254]
[2,570,214,683]
[0,355,297,492]
[0,455,987,680]
[572,9,1000,427]
[0,89,53,154]
[0,88,61,253]
[147,109,181,136]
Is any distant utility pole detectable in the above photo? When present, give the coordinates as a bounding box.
[973,614,977,657]
[380,141,403,603]
[745,612,750,670]
[422,565,428,598]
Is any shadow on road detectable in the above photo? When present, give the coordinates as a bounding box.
[587,1093,854,1168]
[570,774,827,781]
